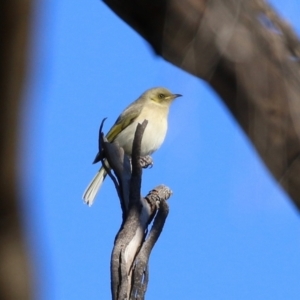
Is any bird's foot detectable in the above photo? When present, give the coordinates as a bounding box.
[139,155,153,169]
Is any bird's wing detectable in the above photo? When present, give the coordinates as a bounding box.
[106,101,143,142]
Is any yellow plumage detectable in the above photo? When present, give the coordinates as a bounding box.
[83,87,181,206]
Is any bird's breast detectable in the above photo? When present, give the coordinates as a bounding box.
[115,104,169,156]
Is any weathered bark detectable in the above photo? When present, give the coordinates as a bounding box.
[103,0,300,210]
[0,1,33,299]
[100,122,172,300]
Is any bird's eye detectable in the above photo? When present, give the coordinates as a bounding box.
[158,93,164,99]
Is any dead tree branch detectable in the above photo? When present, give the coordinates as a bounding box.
[100,121,172,299]
[130,186,171,299]
[103,0,300,210]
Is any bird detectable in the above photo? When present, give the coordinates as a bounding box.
[82,87,182,206]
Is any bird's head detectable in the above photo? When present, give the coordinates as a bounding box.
[144,87,182,106]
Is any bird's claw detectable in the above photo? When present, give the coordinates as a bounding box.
[139,155,154,169]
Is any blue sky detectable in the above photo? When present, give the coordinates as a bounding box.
[22,1,300,299]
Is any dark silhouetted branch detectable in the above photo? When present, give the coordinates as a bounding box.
[103,0,300,211]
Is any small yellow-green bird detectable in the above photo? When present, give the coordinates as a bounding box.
[83,87,182,206]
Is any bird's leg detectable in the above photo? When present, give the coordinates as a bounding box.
[139,155,153,169]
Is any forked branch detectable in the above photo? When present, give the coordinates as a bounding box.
[100,120,172,300]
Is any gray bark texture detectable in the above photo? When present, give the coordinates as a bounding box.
[103,0,300,211]
[0,0,33,299]
[100,122,172,300]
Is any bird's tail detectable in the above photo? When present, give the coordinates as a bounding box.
[83,166,107,206]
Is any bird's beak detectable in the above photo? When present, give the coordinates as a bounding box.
[172,93,182,99]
